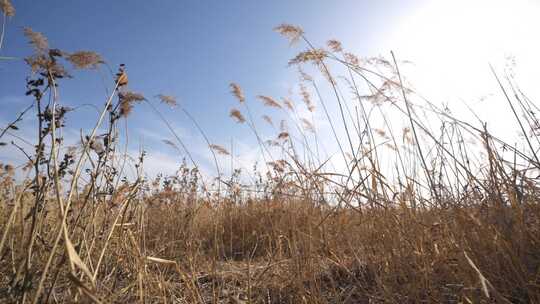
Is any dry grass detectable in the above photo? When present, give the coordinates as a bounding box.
[0,13,539,304]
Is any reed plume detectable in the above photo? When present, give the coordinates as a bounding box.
[229,82,245,103]
[23,27,48,53]
[67,51,103,69]
[274,23,304,45]
[229,108,246,123]
[0,0,14,17]
[118,91,145,117]
[327,39,343,52]
[262,115,273,126]
[156,94,178,107]
[299,83,315,112]
[257,95,282,109]
[209,144,230,155]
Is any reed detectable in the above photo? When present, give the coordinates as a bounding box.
[0,14,539,304]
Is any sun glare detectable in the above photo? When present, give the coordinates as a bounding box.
[383,0,540,140]
[389,0,539,97]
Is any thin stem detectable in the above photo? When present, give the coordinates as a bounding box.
[144,100,197,168]
[391,51,439,204]
[0,13,6,54]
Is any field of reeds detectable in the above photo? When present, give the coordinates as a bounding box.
[1,2,539,303]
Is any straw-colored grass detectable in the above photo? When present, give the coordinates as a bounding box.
[0,7,539,303]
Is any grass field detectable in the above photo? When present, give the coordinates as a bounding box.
[1,2,540,303]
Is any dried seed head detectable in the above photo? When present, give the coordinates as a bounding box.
[289,49,327,66]
[301,118,315,133]
[268,159,287,173]
[327,39,343,52]
[119,91,145,104]
[23,27,49,54]
[367,56,392,68]
[344,53,360,66]
[257,95,282,109]
[277,132,289,140]
[0,0,15,17]
[262,115,273,126]
[25,54,70,77]
[374,128,387,138]
[119,101,134,118]
[282,97,294,111]
[274,24,304,45]
[89,139,104,154]
[118,91,145,117]
[230,83,245,103]
[67,51,103,69]
[209,144,230,155]
[299,83,315,112]
[229,108,245,123]
[115,65,128,87]
[157,94,177,107]
[24,54,48,72]
[362,91,385,106]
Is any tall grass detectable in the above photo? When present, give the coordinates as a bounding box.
[0,5,539,302]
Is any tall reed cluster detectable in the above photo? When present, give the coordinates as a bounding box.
[0,5,539,302]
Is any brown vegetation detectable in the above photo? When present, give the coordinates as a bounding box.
[0,8,539,303]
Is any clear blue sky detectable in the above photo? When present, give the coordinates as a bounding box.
[0,0,432,176]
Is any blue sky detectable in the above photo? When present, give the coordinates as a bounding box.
[1,0,539,179]
[0,0,416,175]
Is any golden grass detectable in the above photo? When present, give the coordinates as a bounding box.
[0,17,539,304]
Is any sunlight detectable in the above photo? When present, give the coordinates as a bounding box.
[388,0,540,107]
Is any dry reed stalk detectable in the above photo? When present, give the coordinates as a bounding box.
[0,20,539,304]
